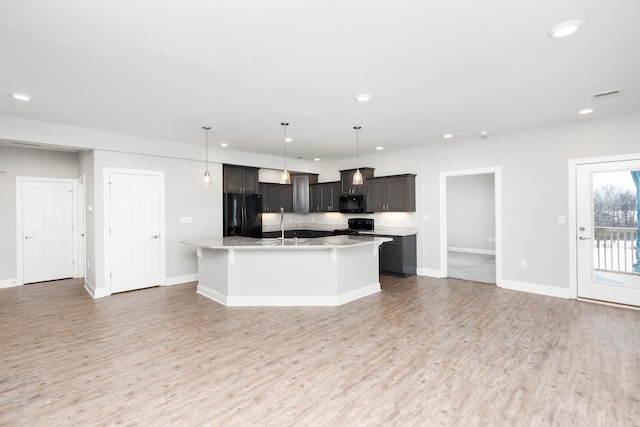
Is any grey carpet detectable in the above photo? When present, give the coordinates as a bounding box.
[447,251,496,284]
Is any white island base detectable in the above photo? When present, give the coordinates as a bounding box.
[183,236,391,306]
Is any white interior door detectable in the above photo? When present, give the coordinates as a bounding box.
[109,172,161,293]
[22,181,74,284]
[577,160,640,306]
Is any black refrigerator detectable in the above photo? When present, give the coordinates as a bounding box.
[223,193,263,237]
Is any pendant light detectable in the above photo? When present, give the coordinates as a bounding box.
[280,122,291,185]
[352,126,363,185]
[202,126,212,186]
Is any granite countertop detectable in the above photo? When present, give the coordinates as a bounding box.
[182,235,392,250]
[358,229,417,237]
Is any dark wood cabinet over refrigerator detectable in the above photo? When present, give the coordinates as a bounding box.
[223,165,259,194]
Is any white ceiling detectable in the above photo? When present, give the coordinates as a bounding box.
[1,0,639,161]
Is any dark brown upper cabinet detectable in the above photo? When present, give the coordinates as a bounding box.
[365,174,416,212]
[310,181,341,212]
[223,165,259,194]
[260,183,293,213]
[340,168,375,195]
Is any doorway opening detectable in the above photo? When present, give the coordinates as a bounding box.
[439,168,502,285]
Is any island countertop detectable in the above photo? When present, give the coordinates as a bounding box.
[181,235,392,250]
[183,234,391,306]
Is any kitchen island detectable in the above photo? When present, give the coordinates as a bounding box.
[182,235,392,306]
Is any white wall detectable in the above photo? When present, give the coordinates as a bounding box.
[0,146,79,284]
[419,112,640,291]
[447,174,495,252]
[90,150,222,294]
[3,111,640,299]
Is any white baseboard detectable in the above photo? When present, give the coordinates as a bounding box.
[84,279,109,299]
[196,285,228,306]
[448,247,496,255]
[417,268,444,278]
[336,283,381,306]
[0,278,18,288]
[415,270,571,300]
[197,282,381,307]
[499,279,571,299]
[165,273,198,286]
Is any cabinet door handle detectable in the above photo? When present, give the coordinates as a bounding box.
[150,235,159,239]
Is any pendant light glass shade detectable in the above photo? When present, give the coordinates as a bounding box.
[280,122,291,185]
[202,126,212,186]
[280,170,291,185]
[353,126,363,185]
[353,169,363,185]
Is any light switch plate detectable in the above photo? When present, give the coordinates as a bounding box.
[180,216,192,224]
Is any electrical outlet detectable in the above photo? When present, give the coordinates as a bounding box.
[520,259,527,268]
[558,215,566,224]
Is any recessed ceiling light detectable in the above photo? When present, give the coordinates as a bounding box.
[548,20,583,38]
[479,131,490,139]
[375,146,384,151]
[578,108,594,115]
[443,133,454,139]
[313,158,321,162]
[355,94,371,102]
[9,92,32,101]
[284,137,293,142]
[220,142,229,147]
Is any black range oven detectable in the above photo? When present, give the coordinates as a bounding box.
[334,218,374,235]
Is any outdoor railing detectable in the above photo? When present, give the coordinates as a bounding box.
[593,227,638,273]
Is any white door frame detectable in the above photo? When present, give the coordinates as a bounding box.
[16,176,80,286]
[103,167,166,295]
[568,152,640,299]
[439,167,502,285]
[77,175,86,279]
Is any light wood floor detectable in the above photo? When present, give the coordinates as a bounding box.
[1,276,639,426]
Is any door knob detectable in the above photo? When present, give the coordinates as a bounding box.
[24,236,35,240]
[150,234,159,239]
[579,236,591,240]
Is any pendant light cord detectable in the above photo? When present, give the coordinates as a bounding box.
[281,122,289,171]
[354,126,362,170]
[203,126,211,171]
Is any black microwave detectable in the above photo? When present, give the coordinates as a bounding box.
[339,194,366,213]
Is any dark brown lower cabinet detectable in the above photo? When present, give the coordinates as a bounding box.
[379,234,416,278]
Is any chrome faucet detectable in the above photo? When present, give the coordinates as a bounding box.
[280,207,285,241]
